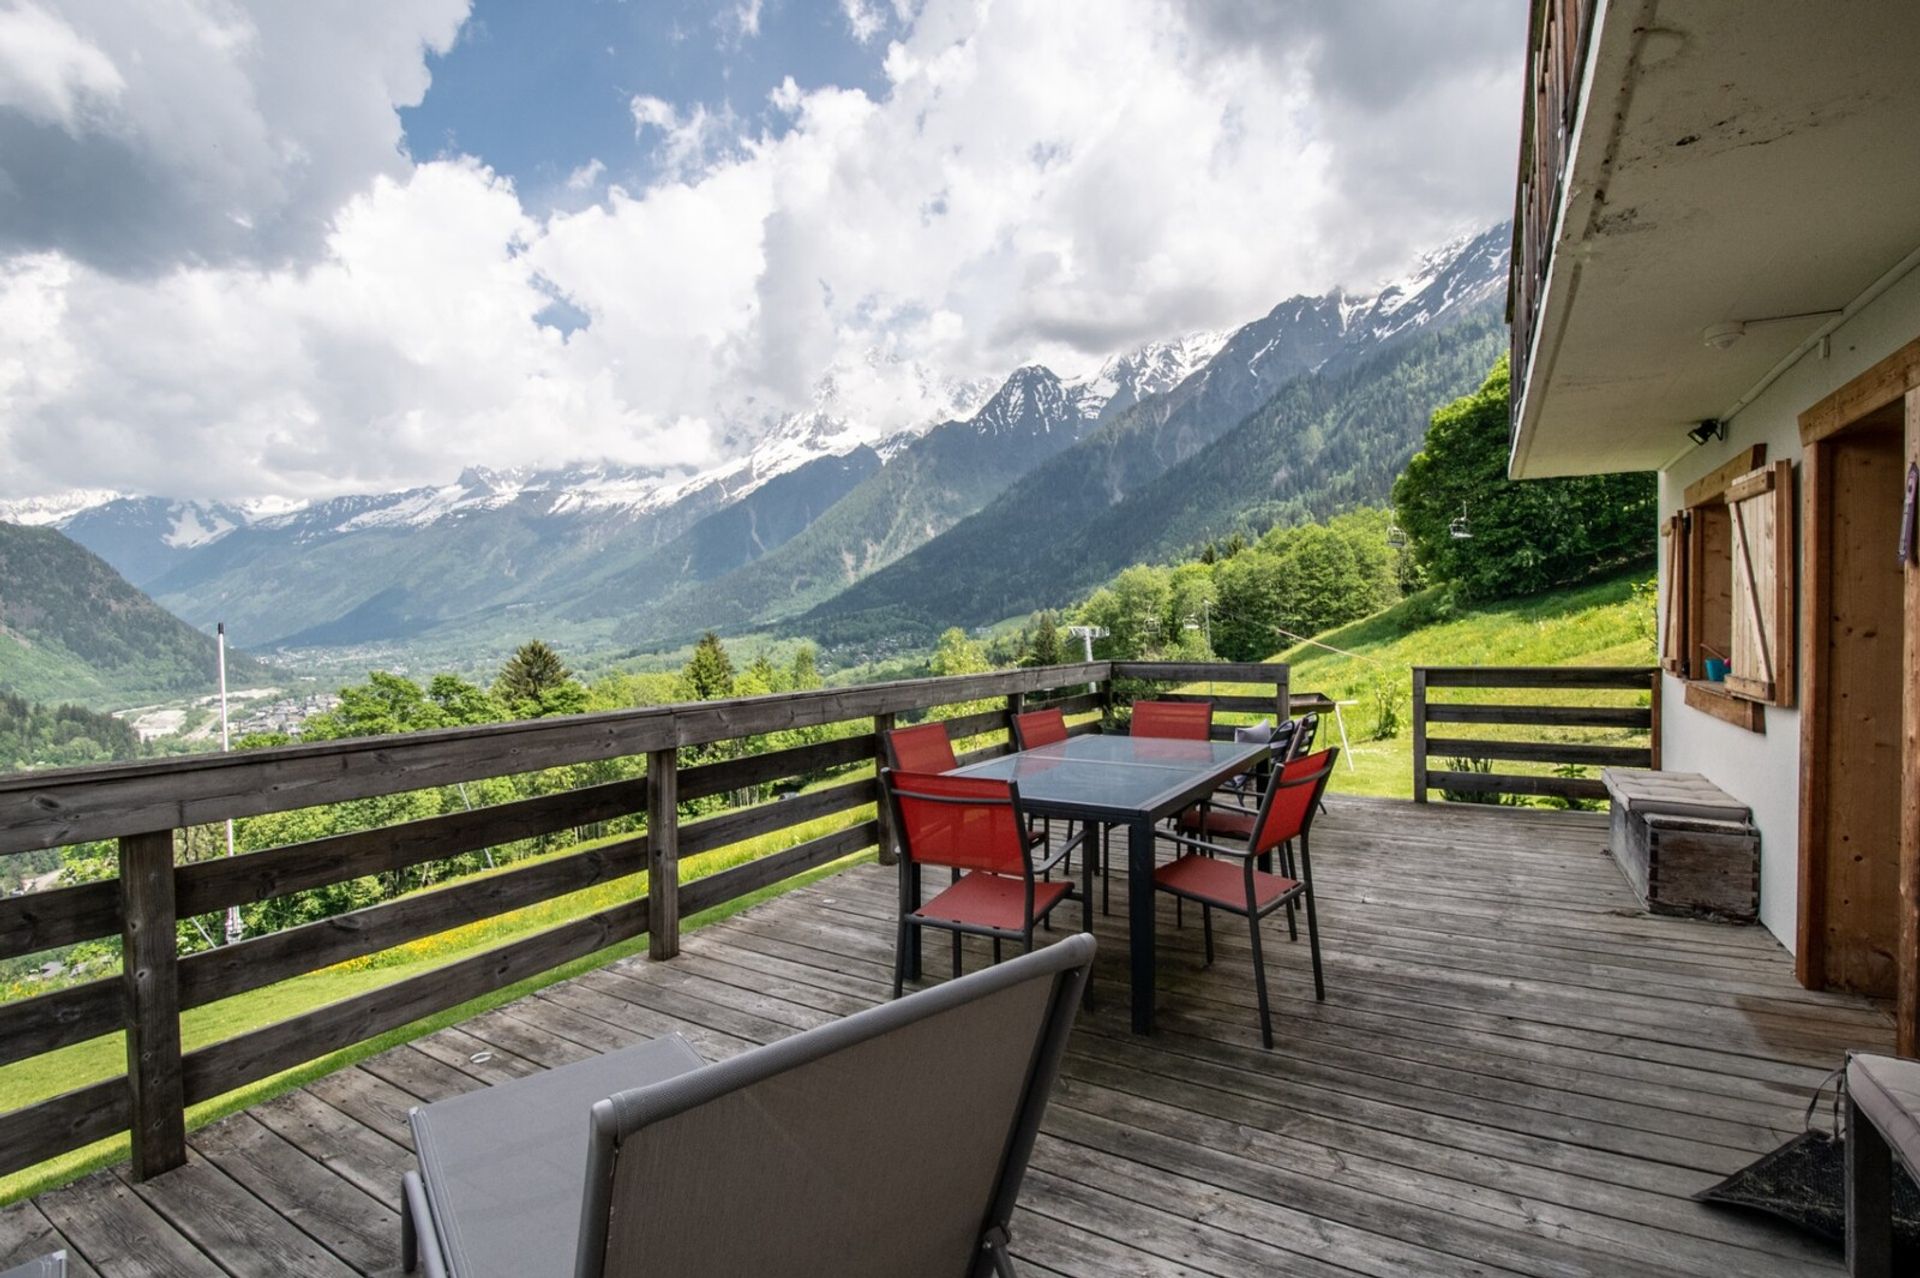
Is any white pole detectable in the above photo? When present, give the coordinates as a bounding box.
[218,624,242,944]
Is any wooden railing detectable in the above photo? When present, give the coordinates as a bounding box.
[0,659,1290,1182]
[1508,0,1596,408]
[1413,666,1659,804]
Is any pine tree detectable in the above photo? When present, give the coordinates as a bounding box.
[787,644,822,691]
[1029,611,1065,666]
[495,640,570,706]
[679,632,736,701]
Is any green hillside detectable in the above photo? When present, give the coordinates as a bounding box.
[802,302,1503,648]
[1265,570,1656,799]
[0,523,274,708]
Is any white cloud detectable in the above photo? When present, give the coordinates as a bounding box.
[0,3,124,131]
[840,0,886,43]
[0,0,1524,501]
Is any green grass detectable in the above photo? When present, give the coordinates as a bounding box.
[0,793,880,1204]
[1283,570,1656,798]
[1171,570,1657,800]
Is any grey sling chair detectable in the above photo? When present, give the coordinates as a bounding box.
[401,931,1097,1278]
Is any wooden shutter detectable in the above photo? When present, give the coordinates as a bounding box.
[1725,461,1796,705]
[1660,512,1689,676]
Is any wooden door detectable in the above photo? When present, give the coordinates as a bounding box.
[1796,337,1920,1051]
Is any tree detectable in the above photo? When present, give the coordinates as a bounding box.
[787,644,822,691]
[1026,611,1065,667]
[495,640,571,705]
[679,631,736,701]
[1393,357,1655,601]
[930,627,988,677]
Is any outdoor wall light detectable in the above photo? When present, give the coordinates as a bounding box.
[1688,419,1727,446]
[1702,322,1746,350]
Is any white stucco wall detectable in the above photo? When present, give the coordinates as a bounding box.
[1656,265,1920,952]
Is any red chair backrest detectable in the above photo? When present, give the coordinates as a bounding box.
[886,771,1028,876]
[884,722,958,773]
[1252,749,1338,855]
[1012,708,1069,749]
[1130,700,1211,740]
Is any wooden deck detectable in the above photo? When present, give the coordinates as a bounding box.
[0,796,1894,1276]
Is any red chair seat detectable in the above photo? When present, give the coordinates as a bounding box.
[1154,855,1299,913]
[1175,804,1257,841]
[914,873,1072,932]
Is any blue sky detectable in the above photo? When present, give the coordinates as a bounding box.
[402,1,892,201]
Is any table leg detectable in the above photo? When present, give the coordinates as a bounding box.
[1848,1091,1894,1277]
[905,862,923,982]
[1128,816,1155,1034]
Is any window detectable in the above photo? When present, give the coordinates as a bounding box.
[1661,448,1797,726]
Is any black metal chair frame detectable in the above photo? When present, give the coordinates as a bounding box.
[885,771,1093,1000]
[1153,751,1337,1048]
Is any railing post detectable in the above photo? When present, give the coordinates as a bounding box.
[647,748,679,960]
[119,829,185,1180]
[1412,668,1429,803]
[1098,673,1115,731]
[1648,670,1663,771]
[873,712,897,866]
[1273,665,1290,724]
[1007,691,1024,750]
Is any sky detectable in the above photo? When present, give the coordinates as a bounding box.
[0,0,1526,502]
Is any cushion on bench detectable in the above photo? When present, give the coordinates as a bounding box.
[1601,768,1752,824]
[1849,1053,1920,1182]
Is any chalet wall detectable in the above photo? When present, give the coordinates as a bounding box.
[1656,263,1920,952]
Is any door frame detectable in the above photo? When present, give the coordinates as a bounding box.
[1796,336,1920,1052]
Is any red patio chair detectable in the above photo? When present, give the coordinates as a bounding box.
[1010,707,1069,749]
[1130,699,1212,740]
[882,721,960,772]
[1011,706,1085,877]
[885,770,1091,998]
[1153,748,1338,1047]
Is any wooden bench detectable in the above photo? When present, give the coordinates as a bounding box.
[1601,769,1759,921]
[1847,1052,1920,1275]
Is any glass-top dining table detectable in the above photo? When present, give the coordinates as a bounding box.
[954,732,1269,1033]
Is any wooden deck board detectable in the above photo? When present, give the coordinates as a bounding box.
[15,796,1892,1276]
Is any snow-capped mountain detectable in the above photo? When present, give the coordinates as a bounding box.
[1066,330,1230,424]
[0,489,122,528]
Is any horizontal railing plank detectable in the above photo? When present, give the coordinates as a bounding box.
[1427,770,1611,801]
[177,839,649,1012]
[0,979,119,1067]
[1422,738,1654,768]
[179,897,651,1107]
[1419,666,1657,689]
[678,821,879,918]
[679,779,874,861]
[0,879,119,960]
[0,1077,127,1180]
[0,663,1110,854]
[1423,705,1652,729]
[677,734,876,803]
[174,776,647,918]
[1110,662,1290,684]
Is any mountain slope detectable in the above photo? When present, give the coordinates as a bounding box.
[609,365,1099,643]
[800,231,1510,647]
[0,523,273,707]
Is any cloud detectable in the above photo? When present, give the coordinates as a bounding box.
[0,0,1525,501]
[0,3,125,130]
[840,0,886,43]
[0,0,469,273]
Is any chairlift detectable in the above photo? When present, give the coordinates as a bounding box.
[1386,520,1407,549]
[1448,503,1473,540]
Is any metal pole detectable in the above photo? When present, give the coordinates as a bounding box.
[217,624,242,944]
